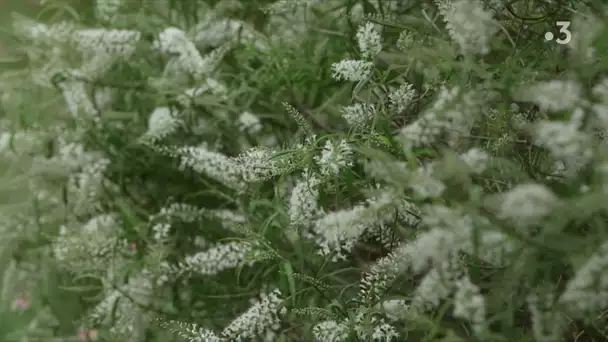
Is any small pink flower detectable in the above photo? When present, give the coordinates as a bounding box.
[12,297,30,310]
[78,328,99,341]
[12,293,30,311]
[128,242,137,251]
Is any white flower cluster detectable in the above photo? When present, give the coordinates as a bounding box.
[409,165,447,198]
[436,0,497,55]
[367,159,447,199]
[411,256,466,312]
[183,241,254,276]
[140,107,181,143]
[95,0,123,22]
[399,86,473,150]
[354,308,400,341]
[237,111,263,134]
[331,59,374,82]
[312,320,350,342]
[388,83,416,114]
[220,289,285,341]
[533,110,593,170]
[152,222,171,241]
[358,243,411,303]
[72,28,140,60]
[166,321,222,342]
[70,28,141,80]
[56,77,99,117]
[288,173,321,228]
[155,27,228,80]
[356,22,382,59]
[0,129,45,157]
[515,80,581,112]
[341,103,377,127]
[175,145,283,191]
[87,289,121,325]
[459,148,489,174]
[452,275,486,333]
[559,240,608,315]
[233,147,282,182]
[67,157,111,215]
[151,202,246,234]
[53,214,119,270]
[315,139,354,176]
[176,145,246,190]
[86,272,152,335]
[331,22,382,82]
[191,16,268,52]
[356,205,515,327]
[13,19,75,46]
[527,288,564,342]
[310,190,417,261]
[162,289,286,341]
[396,30,415,52]
[497,183,558,226]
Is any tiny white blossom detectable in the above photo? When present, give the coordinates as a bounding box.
[533,109,593,169]
[356,22,382,59]
[354,309,399,341]
[57,78,99,117]
[315,139,353,176]
[412,267,454,311]
[152,223,171,241]
[221,289,285,341]
[396,30,415,52]
[498,183,557,225]
[238,111,262,134]
[388,83,416,114]
[288,174,320,228]
[312,320,350,342]
[515,80,581,112]
[437,0,497,55]
[341,103,376,127]
[155,28,227,80]
[358,243,411,303]
[453,276,486,331]
[53,214,118,270]
[176,145,246,191]
[184,241,254,276]
[234,147,282,182]
[141,107,180,142]
[311,191,404,261]
[409,167,446,198]
[72,28,140,59]
[460,148,489,173]
[559,240,608,315]
[331,59,373,82]
[399,86,469,150]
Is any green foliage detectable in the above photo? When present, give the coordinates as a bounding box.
[2,0,608,341]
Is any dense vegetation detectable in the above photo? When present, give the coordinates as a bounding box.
[1,0,608,341]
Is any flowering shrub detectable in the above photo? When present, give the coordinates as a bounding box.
[1,0,608,341]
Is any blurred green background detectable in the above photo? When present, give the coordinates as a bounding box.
[0,0,42,57]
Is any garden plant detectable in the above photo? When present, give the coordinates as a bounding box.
[1,0,608,341]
